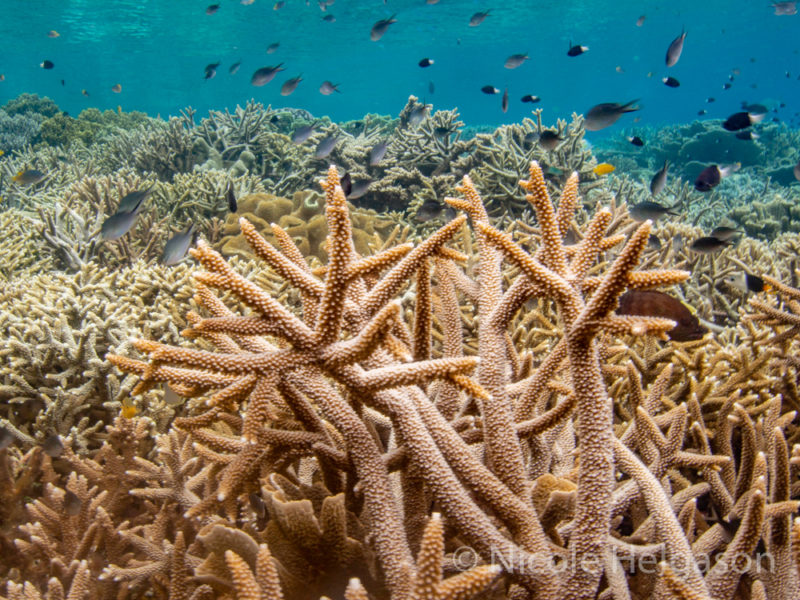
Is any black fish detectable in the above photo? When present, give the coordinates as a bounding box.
[723,111,765,131]
[340,172,352,197]
[481,85,500,94]
[567,43,588,57]
[617,290,706,342]
[662,76,680,88]
[709,226,742,241]
[227,184,237,213]
[537,130,563,151]
[689,236,730,253]
[694,164,739,191]
[40,60,54,69]
[665,29,686,67]
[584,100,640,131]
[415,197,444,222]
[206,4,220,15]
[204,62,221,80]
[418,58,434,67]
[521,94,541,103]
[501,87,508,113]
[724,272,771,293]
[628,136,644,147]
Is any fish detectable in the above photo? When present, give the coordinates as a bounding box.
[567,44,589,57]
[628,136,644,147]
[408,104,428,127]
[206,4,220,15]
[120,398,138,419]
[665,29,687,67]
[673,234,684,252]
[523,131,539,148]
[724,272,771,294]
[42,434,64,458]
[117,187,153,213]
[433,126,453,139]
[504,53,529,69]
[101,192,147,240]
[291,124,316,144]
[662,76,680,88]
[280,75,303,96]
[267,42,280,54]
[722,82,732,90]
[204,62,220,80]
[340,172,352,196]
[369,141,389,165]
[697,109,707,116]
[481,85,500,95]
[706,97,716,103]
[241,0,254,4]
[322,14,336,22]
[162,224,196,266]
[370,14,397,41]
[469,10,491,26]
[82,89,89,96]
[314,135,338,158]
[593,163,615,176]
[274,1,285,9]
[773,2,797,15]
[47,30,60,38]
[694,163,740,191]
[419,58,434,68]
[501,88,509,113]
[521,94,541,103]
[537,130,563,151]
[735,131,759,141]
[40,60,54,69]
[163,384,186,407]
[249,492,267,519]
[689,236,731,253]
[319,81,340,95]
[60,79,65,86]
[647,234,662,250]
[346,178,371,200]
[111,83,122,93]
[251,64,285,86]
[709,226,743,241]
[629,201,678,222]
[650,160,669,195]
[584,100,640,131]
[63,490,81,515]
[229,61,241,75]
[794,160,800,181]
[722,111,765,131]
[227,184,238,213]
[12,169,46,185]
[636,15,646,26]
[0,427,12,450]
[415,197,445,222]
[616,290,706,342]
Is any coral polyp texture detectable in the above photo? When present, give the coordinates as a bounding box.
[2,161,800,600]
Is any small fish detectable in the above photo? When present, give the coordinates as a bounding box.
[42,434,64,458]
[689,236,731,253]
[521,94,541,103]
[322,14,336,22]
[628,135,644,146]
[636,15,646,26]
[369,141,388,165]
[227,184,238,213]
[0,427,12,450]
[584,100,640,131]
[40,60,54,69]
[117,187,153,213]
[481,85,500,94]
[60,79,65,86]
[501,87,509,113]
[319,81,340,95]
[314,134,338,158]
[697,109,707,116]
[647,234,662,250]
[274,1,285,9]
[280,75,303,96]
[567,44,589,57]
[629,200,678,222]
[523,131,538,148]
[251,64,285,86]
[370,14,397,41]
[650,160,669,196]
[206,4,220,15]
[709,226,743,241]
[593,163,615,176]
[722,111,765,131]
[0,74,4,81]
[469,10,491,26]
[267,42,280,54]
[537,130,563,151]
[794,160,800,181]
[120,398,138,419]
[229,61,241,75]
[162,224,196,266]
[773,2,797,16]
[418,58,434,68]
[694,163,739,192]
[291,124,315,144]
[433,126,453,139]
[617,290,706,342]
[340,172,352,196]
[241,0,254,4]
[111,83,122,93]
[63,490,81,515]
[249,492,267,519]
[665,29,686,67]
[724,272,771,293]
[81,89,89,96]
[47,30,60,38]
[408,104,428,127]
[504,53,529,69]
[662,76,680,88]
[616,65,625,73]
[102,193,147,240]
[204,62,220,80]
[674,234,684,252]
[722,82,732,90]
[735,131,759,141]
[706,97,716,103]
[12,169,46,185]
[346,178,371,200]
[415,197,444,222]
[163,384,186,407]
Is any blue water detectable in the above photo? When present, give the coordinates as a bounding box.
[1,0,799,134]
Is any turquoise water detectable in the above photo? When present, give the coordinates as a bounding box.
[1,0,798,131]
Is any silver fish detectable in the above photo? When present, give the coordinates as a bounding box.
[369,141,388,165]
[280,74,303,96]
[665,29,686,67]
[584,100,640,131]
[773,2,797,15]
[650,160,669,196]
[370,14,397,41]
[469,10,490,26]
[267,42,280,54]
[408,104,428,127]
[162,224,196,266]
[117,187,153,213]
[319,80,340,95]
[229,61,241,75]
[315,135,338,158]
[101,191,147,240]
[291,124,316,144]
[629,201,678,222]
[42,434,64,457]
[504,53,529,69]
[251,64,284,86]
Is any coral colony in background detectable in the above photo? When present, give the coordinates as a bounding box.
[1,90,800,600]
